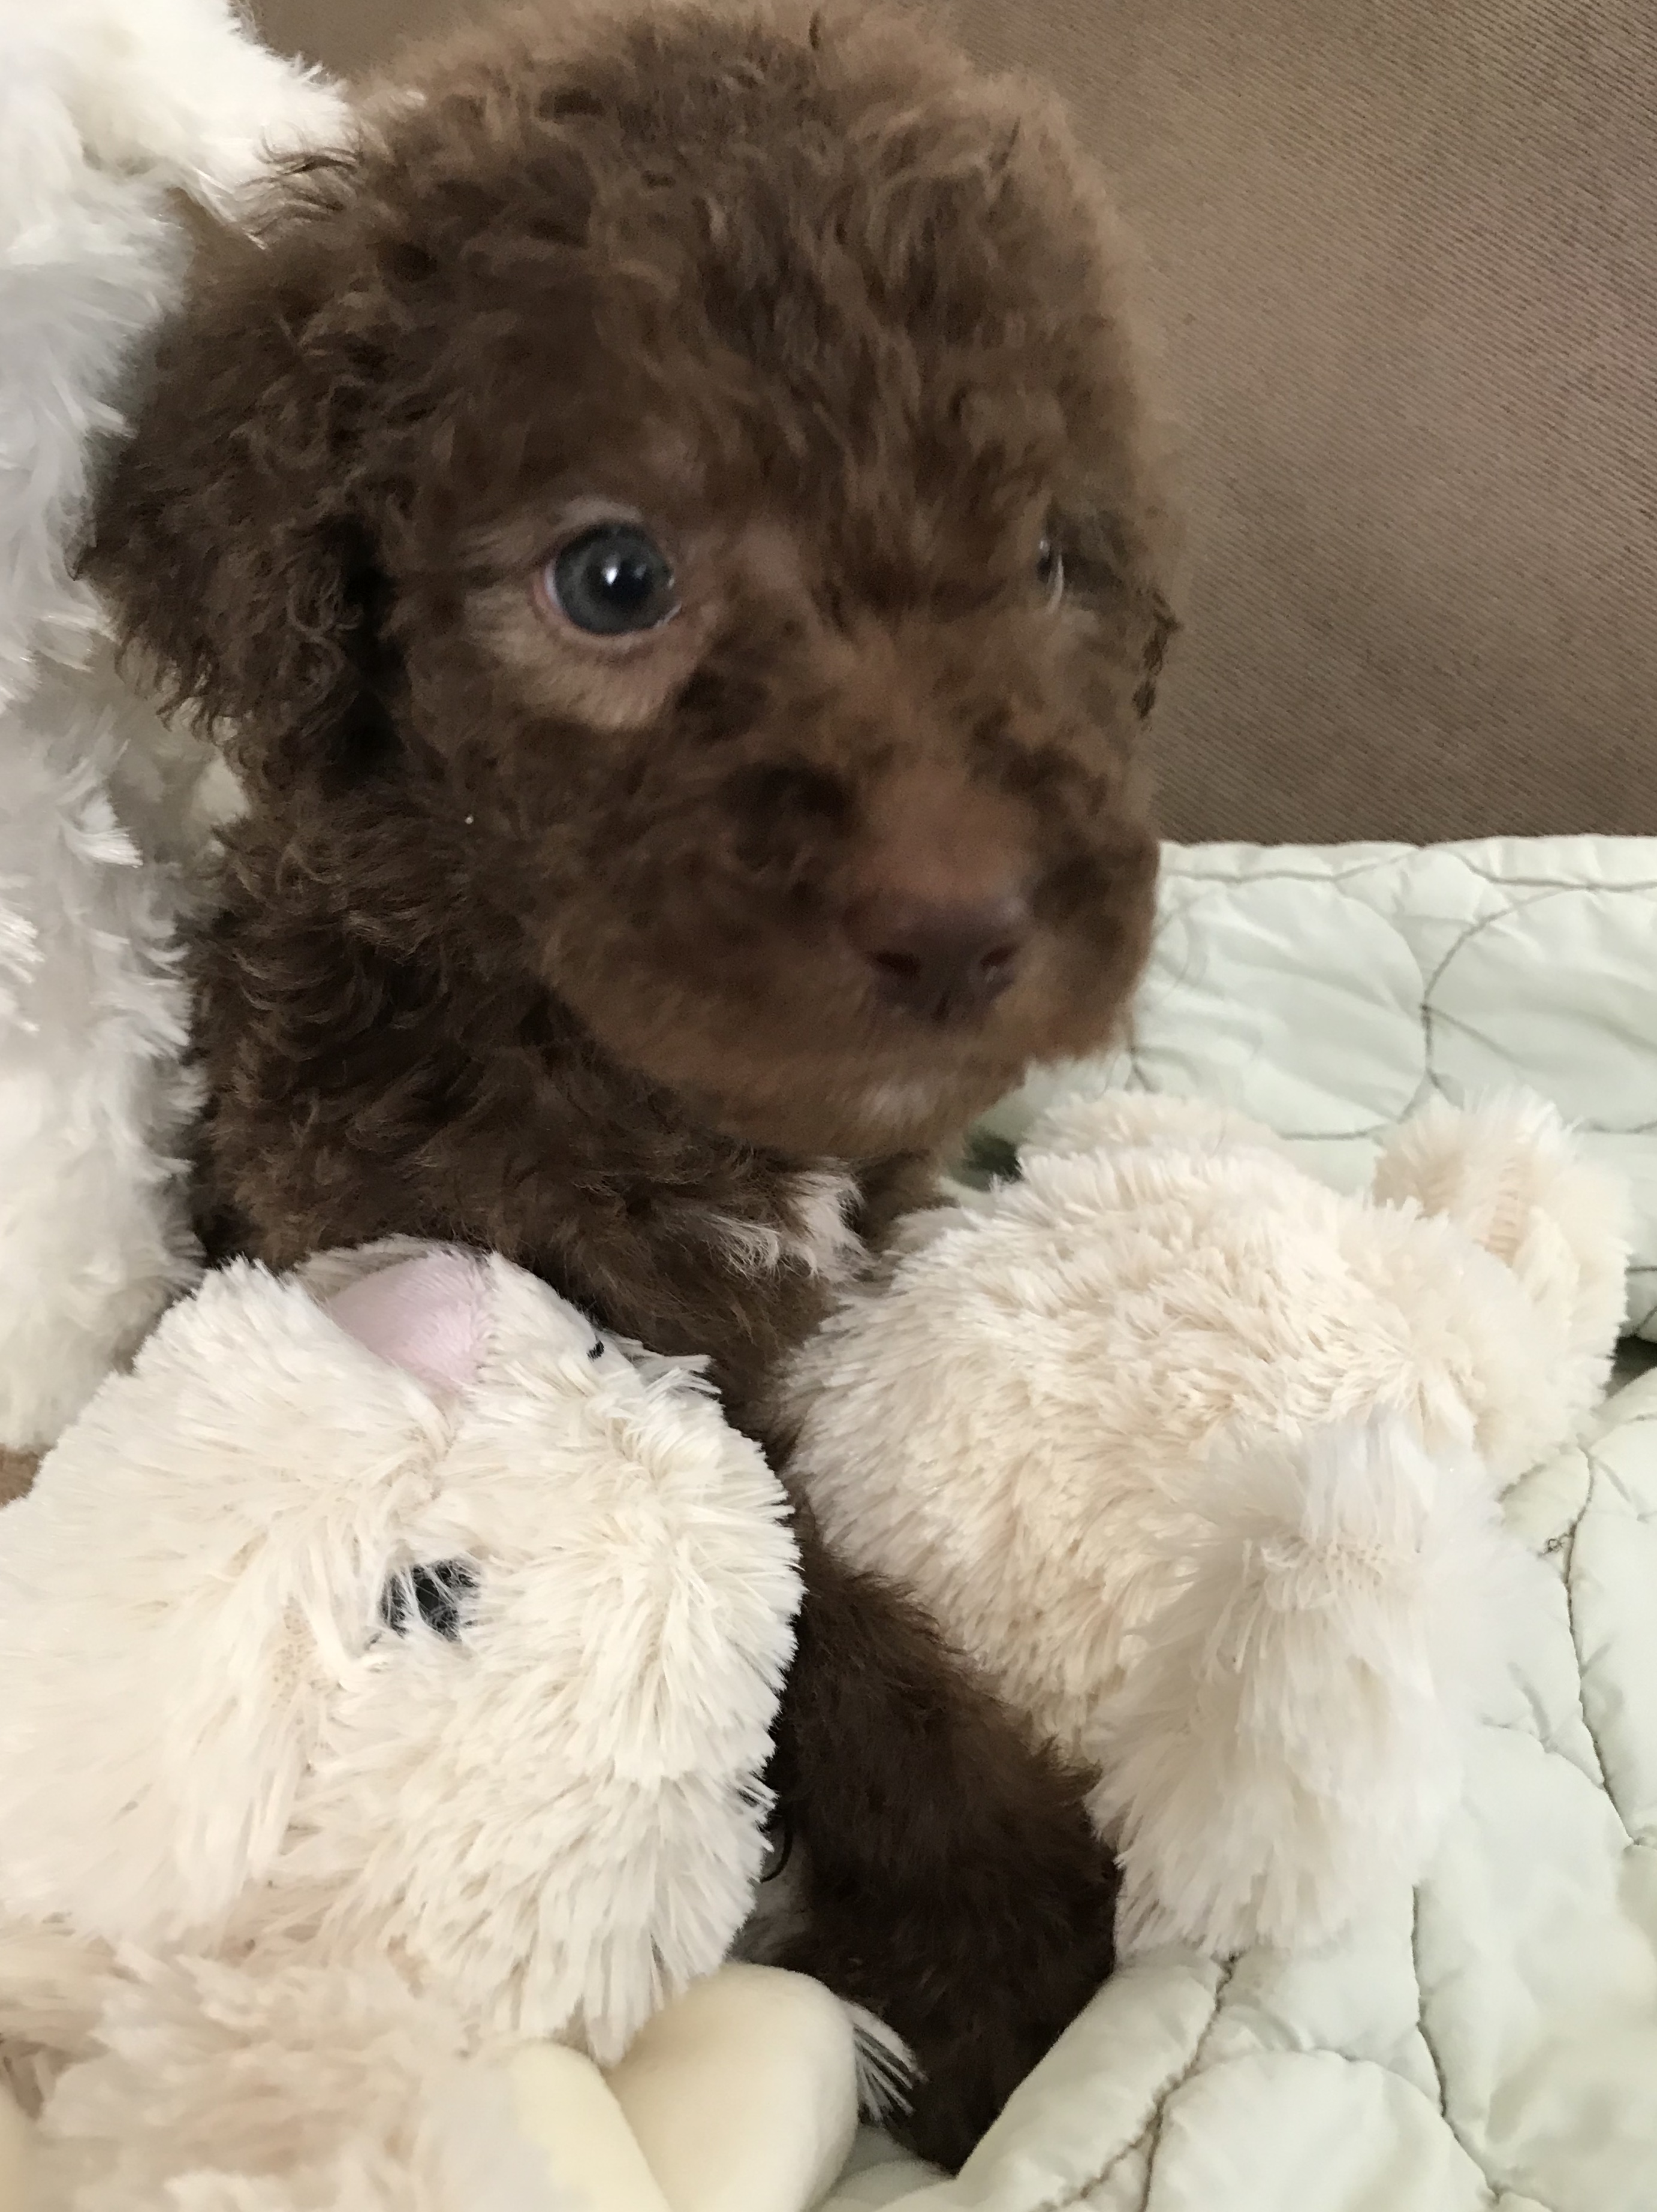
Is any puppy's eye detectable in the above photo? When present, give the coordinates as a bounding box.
[1036,534,1065,605]
[546,523,678,636]
[379,1558,476,1642]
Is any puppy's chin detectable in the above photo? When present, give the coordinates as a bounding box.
[688,1062,1018,1162]
[549,966,1117,1163]
[539,870,1155,1160]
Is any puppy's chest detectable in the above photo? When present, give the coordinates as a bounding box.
[514,1159,873,1425]
[639,1156,941,1431]
[683,1166,864,1285]
[647,1164,868,1396]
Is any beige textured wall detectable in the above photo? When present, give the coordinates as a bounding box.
[252,0,1657,843]
[252,0,460,76]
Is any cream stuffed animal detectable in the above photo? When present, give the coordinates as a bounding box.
[0,1243,894,2211]
[788,1088,1628,1958]
[0,0,344,1455]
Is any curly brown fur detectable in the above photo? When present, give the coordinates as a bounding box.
[89,0,1167,2166]
[758,1502,1122,2167]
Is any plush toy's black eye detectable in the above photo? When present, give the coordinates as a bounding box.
[1036,534,1064,605]
[547,523,678,636]
[379,1559,476,1643]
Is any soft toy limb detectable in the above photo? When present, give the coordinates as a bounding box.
[507,1966,872,2212]
[1372,1093,1628,1366]
[605,1966,865,2212]
[1090,1416,1517,1955]
[509,2044,674,2212]
[1371,1093,1628,1476]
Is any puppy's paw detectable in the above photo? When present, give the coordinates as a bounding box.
[1090,1416,1506,1957]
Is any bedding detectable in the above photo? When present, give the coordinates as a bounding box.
[829,1361,1657,2212]
[981,838,1657,1339]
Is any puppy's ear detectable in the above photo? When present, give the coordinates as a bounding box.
[87,159,399,795]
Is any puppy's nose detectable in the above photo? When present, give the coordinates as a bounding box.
[846,888,1029,1022]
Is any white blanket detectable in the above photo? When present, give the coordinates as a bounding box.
[981,838,1657,1339]
[831,1364,1657,2212]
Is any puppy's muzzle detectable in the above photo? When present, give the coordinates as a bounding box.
[844,886,1029,1024]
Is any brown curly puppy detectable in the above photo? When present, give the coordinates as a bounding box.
[90,0,1171,2167]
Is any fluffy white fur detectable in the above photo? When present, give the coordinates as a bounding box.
[788,1090,1629,1957]
[697,1171,863,1281]
[0,1244,817,2209]
[0,0,342,1449]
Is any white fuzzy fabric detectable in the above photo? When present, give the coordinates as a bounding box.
[37,1956,568,2212]
[0,1245,802,2208]
[789,1089,1629,1957]
[0,0,342,1449]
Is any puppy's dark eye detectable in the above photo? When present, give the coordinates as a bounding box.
[379,1558,476,1642]
[547,523,678,636]
[1036,534,1064,605]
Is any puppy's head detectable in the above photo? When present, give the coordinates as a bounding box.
[92,0,1171,1161]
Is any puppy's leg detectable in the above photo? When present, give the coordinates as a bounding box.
[764,1508,1117,2173]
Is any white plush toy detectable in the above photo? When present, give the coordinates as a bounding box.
[0,0,342,1453]
[788,1087,1628,1959]
[0,1243,891,2211]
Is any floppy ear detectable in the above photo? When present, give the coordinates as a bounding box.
[1068,505,1179,723]
[86,154,402,795]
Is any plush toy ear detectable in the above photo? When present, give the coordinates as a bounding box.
[326,1248,490,1397]
[85,150,402,797]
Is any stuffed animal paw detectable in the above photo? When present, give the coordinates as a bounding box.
[787,1089,1628,1957]
[0,1243,881,2211]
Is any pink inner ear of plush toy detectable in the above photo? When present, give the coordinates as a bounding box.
[325,1250,489,1396]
